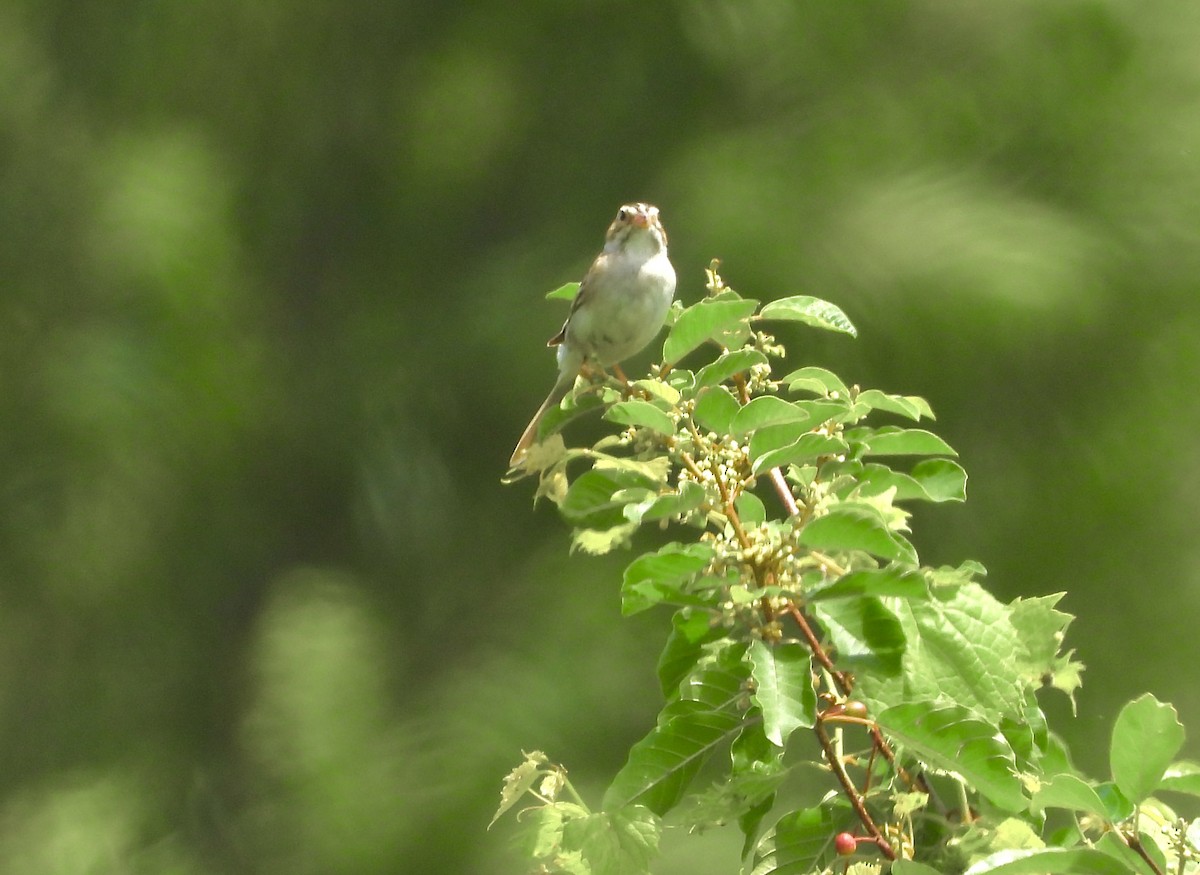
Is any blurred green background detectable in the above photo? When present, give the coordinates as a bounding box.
[2,0,1198,872]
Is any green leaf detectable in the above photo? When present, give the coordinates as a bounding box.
[747,798,856,875]
[1160,760,1200,798]
[798,505,917,564]
[730,723,789,853]
[604,667,744,816]
[909,458,968,500]
[757,295,857,337]
[539,390,609,437]
[893,863,945,875]
[621,543,714,616]
[513,801,589,863]
[858,460,967,504]
[729,396,813,436]
[631,378,681,405]
[676,722,788,836]
[1096,831,1161,875]
[692,386,740,434]
[1030,774,1110,818]
[545,281,581,301]
[963,847,1138,875]
[750,433,848,475]
[561,469,658,526]
[732,398,850,443]
[657,609,723,696]
[490,751,548,829]
[663,298,760,364]
[571,521,640,556]
[604,399,677,436]
[1000,693,1047,771]
[747,640,816,746]
[805,566,929,602]
[735,491,767,526]
[1092,781,1135,821]
[853,389,935,422]
[694,349,769,389]
[856,582,1026,724]
[1110,693,1185,803]
[629,480,707,524]
[877,701,1027,812]
[1009,593,1084,708]
[860,426,957,457]
[812,596,906,676]
[780,366,851,399]
[561,806,661,875]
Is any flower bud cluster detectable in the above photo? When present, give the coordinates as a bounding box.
[753,331,786,359]
[746,361,779,395]
[677,437,752,486]
[702,519,813,639]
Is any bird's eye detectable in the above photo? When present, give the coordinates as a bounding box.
[618,206,632,221]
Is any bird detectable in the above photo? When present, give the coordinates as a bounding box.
[510,203,677,468]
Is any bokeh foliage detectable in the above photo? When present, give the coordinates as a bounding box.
[0,1,1198,872]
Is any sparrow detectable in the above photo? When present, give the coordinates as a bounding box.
[510,203,676,467]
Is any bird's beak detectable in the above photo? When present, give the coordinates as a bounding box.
[630,208,653,229]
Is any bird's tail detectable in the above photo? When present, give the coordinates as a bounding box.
[509,378,573,468]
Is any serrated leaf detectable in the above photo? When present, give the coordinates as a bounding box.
[854,389,935,421]
[747,798,856,875]
[878,701,1027,811]
[856,582,1026,724]
[561,806,661,875]
[1009,593,1083,708]
[622,542,714,616]
[677,722,788,836]
[546,281,581,301]
[692,386,740,434]
[806,567,929,602]
[694,349,770,389]
[963,847,1137,875]
[514,801,589,862]
[663,298,760,364]
[747,640,816,746]
[812,596,906,676]
[780,366,851,399]
[602,704,743,815]
[860,427,957,457]
[798,505,917,564]
[605,399,677,436]
[1160,761,1200,798]
[1111,694,1185,803]
[490,752,548,829]
[1000,694,1047,771]
[757,295,857,337]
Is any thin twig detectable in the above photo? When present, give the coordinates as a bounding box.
[814,718,896,861]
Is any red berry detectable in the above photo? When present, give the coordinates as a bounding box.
[834,832,857,856]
